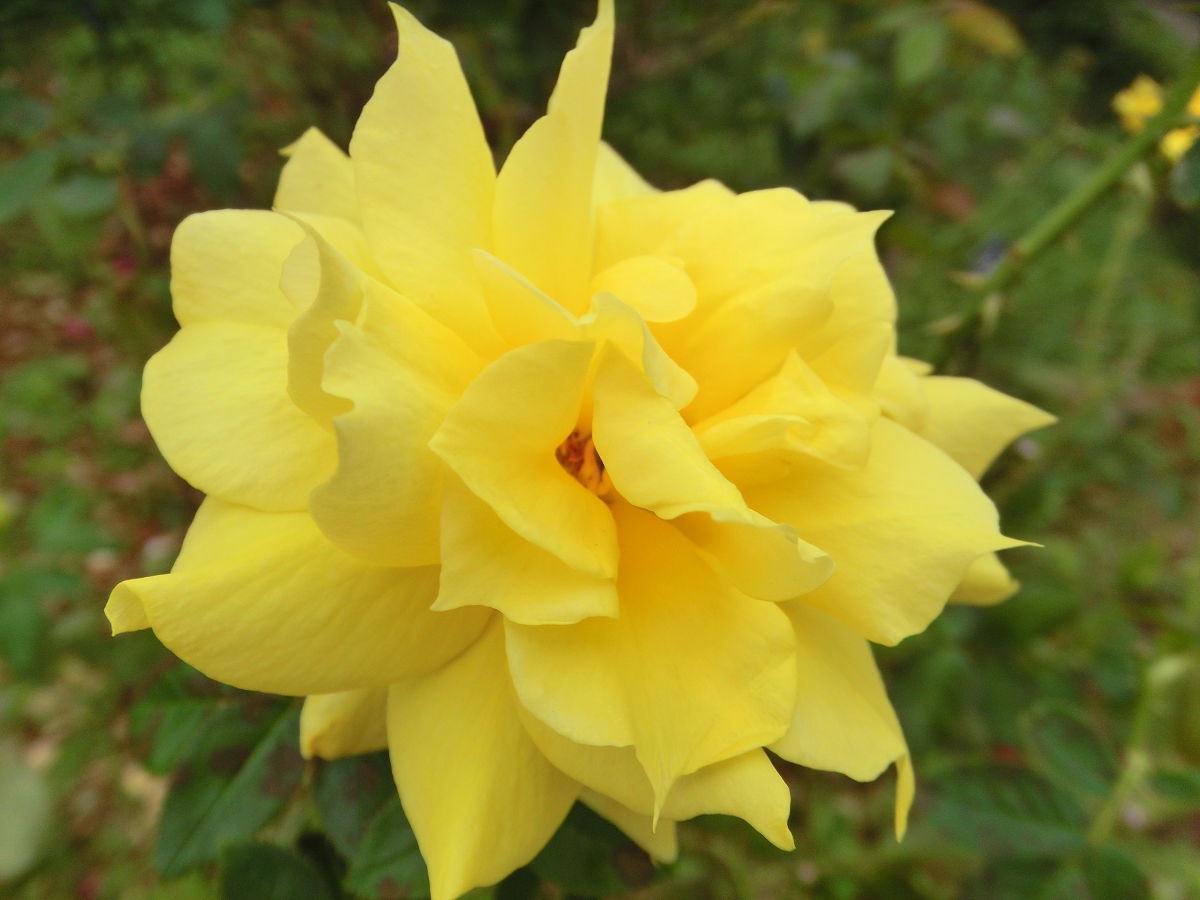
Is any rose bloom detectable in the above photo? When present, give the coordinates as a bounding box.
[1113,73,1200,162]
[108,3,1052,897]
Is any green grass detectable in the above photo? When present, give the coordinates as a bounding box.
[1,1,1198,897]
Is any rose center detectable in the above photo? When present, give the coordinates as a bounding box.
[555,429,612,499]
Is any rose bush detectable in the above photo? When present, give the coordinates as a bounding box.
[108,3,1053,897]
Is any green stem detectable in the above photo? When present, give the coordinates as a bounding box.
[936,49,1200,368]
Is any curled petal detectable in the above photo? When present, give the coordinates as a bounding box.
[435,474,619,625]
[747,418,1024,645]
[387,622,577,900]
[493,0,613,311]
[950,552,1020,606]
[594,179,733,272]
[588,254,697,323]
[142,323,335,511]
[916,376,1056,479]
[505,502,796,810]
[773,601,916,838]
[578,790,678,863]
[106,499,489,696]
[430,339,619,579]
[350,3,498,352]
[275,127,358,222]
[519,708,793,849]
[311,278,485,567]
[171,210,305,328]
[300,688,388,759]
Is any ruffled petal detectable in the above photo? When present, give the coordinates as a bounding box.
[387,622,577,900]
[505,502,796,809]
[310,276,485,566]
[594,179,733,272]
[430,340,619,579]
[591,349,829,600]
[578,790,678,863]
[108,499,489,696]
[142,322,336,511]
[588,254,697,323]
[300,689,388,759]
[746,418,1023,645]
[917,376,1055,479]
[492,0,613,311]
[170,210,306,329]
[474,249,577,350]
[518,708,792,849]
[435,474,619,625]
[275,127,358,222]
[349,4,497,351]
[591,141,656,208]
[950,552,1020,606]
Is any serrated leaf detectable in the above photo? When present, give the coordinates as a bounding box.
[155,701,303,877]
[0,146,57,224]
[928,765,1088,858]
[313,753,394,858]
[221,842,334,900]
[1173,140,1200,209]
[344,798,430,900]
[1022,704,1117,798]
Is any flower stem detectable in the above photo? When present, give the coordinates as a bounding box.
[935,47,1200,370]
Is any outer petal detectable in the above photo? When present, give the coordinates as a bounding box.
[578,791,678,863]
[350,4,497,350]
[518,707,793,850]
[387,622,577,900]
[106,499,488,696]
[950,552,1020,606]
[747,418,1023,645]
[771,602,911,805]
[142,322,336,511]
[493,1,613,311]
[917,376,1055,479]
[435,474,619,625]
[170,210,305,328]
[300,689,388,759]
[275,127,359,222]
[505,502,797,809]
[310,279,485,567]
[429,340,619,580]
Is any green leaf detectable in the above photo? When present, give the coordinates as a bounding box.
[528,803,632,896]
[928,765,1088,858]
[221,842,334,900]
[27,483,112,554]
[344,798,430,900]
[1022,703,1117,799]
[313,753,395,859]
[1081,844,1148,900]
[0,745,53,882]
[894,19,948,89]
[51,174,119,220]
[155,701,303,877]
[1171,140,1200,209]
[131,665,237,775]
[1148,766,1200,803]
[0,146,57,224]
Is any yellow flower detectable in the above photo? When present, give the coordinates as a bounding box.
[108,3,1053,897]
[1113,73,1200,162]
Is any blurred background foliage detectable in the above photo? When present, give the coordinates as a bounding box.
[1,0,1198,897]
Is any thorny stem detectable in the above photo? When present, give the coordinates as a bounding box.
[935,47,1200,370]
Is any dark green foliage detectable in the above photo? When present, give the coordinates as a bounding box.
[2,1,1199,898]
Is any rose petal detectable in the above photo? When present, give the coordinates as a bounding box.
[387,622,577,900]
[300,688,388,759]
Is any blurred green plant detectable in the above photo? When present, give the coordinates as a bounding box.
[2,1,1199,898]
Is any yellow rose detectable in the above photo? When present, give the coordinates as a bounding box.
[1113,73,1200,162]
[108,3,1053,897]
